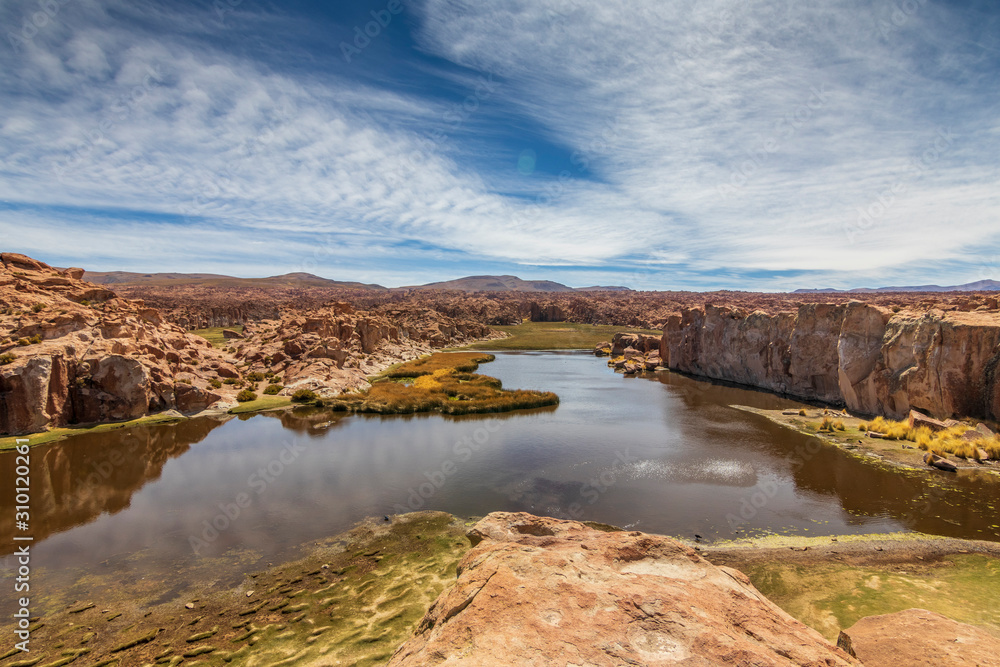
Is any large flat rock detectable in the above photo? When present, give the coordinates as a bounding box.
[389,512,859,666]
[838,608,1000,666]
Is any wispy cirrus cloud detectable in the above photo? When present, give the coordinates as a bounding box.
[0,0,998,289]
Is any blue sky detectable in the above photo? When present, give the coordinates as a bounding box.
[1,0,998,290]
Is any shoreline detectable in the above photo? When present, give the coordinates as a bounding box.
[0,332,512,449]
[733,404,1000,481]
[4,512,998,663]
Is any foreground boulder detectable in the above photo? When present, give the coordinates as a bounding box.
[838,608,1000,666]
[388,512,859,666]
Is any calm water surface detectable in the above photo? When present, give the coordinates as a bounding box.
[2,351,999,610]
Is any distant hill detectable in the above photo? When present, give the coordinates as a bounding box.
[81,270,632,292]
[405,275,578,292]
[83,270,387,290]
[794,279,1000,294]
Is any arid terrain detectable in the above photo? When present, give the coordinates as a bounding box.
[4,252,1000,438]
[4,253,1000,665]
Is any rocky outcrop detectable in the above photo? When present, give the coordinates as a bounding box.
[389,512,859,666]
[660,302,1000,421]
[0,255,242,434]
[529,301,565,322]
[837,608,1000,666]
[1,254,508,433]
[233,305,502,397]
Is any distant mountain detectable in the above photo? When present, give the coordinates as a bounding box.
[406,275,578,292]
[83,270,387,290]
[793,279,1000,294]
[82,270,632,293]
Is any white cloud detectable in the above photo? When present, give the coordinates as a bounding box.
[412,0,1000,284]
[0,0,997,288]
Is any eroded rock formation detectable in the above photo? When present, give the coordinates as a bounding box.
[389,512,860,666]
[661,302,1000,421]
[0,254,502,434]
[0,253,236,434]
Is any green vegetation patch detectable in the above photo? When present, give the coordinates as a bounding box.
[461,321,661,350]
[227,396,292,414]
[740,554,1000,641]
[0,512,473,667]
[190,325,244,348]
[379,351,496,378]
[0,412,187,450]
[336,352,557,415]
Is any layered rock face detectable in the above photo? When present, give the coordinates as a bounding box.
[661,302,1000,421]
[389,512,859,666]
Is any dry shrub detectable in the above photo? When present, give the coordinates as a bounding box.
[384,352,496,378]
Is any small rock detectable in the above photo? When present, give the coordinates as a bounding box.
[246,591,254,597]
[924,452,958,472]
[185,602,196,610]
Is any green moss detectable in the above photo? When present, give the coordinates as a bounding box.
[227,396,292,414]
[0,412,186,450]
[189,325,244,348]
[377,352,496,379]
[741,554,1000,641]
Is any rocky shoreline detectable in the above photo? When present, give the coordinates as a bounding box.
[0,253,504,437]
[4,512,998,666]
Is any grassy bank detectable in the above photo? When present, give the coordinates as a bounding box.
[703,533,1000,641]
[332,352,558,415]
[227,395,293,414]
[190,324,244,348]
[736,406,1000,476]
[0,512,473,667]
[861,415,1000,460]
[0,412,188,450]
[460,321,661,350]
